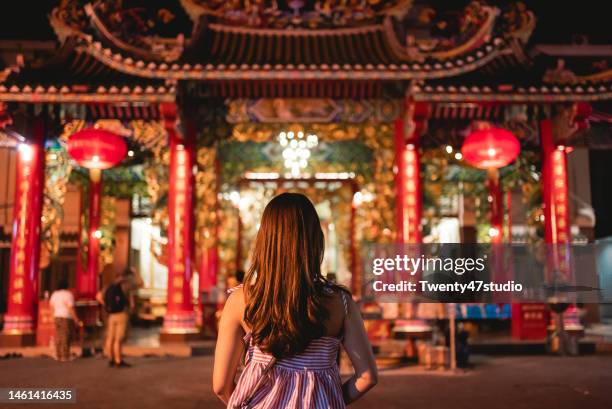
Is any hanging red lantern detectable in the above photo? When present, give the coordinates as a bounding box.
[461,125,520,244]
[461,127,520,170]
[67,128,127,169]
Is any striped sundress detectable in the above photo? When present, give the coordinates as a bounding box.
[227,287,348,409]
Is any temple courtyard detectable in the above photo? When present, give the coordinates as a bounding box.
[0,354,610,409]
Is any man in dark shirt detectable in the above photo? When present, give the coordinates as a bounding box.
[96,271,135,367]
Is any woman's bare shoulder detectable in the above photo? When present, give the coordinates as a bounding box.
[225,286,249,332]
[227,285,245,305]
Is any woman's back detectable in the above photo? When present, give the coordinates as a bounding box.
[227,285,348,409]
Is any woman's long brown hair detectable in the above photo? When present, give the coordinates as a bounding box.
[244,193,330,359]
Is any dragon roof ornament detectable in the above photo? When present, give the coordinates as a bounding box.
[180,0,414,29]
[48,1,537,65]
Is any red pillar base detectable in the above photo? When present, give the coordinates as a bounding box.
[0,332,36,347]
[160,311,199,344]
[1,296,36,346]
[2,315,36,335]
[159,331,201,344]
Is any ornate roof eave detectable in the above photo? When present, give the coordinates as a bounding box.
[51,3,185,64]
[188,5,513,64]
[534,44,612,86]
[82,3,184,63]
[381,7,498,62]
[80,35,512,81]
[543,67,612,86]
[0,84,175,104]
[412,82,612,103]
[578,69,612,84]
[193,10,504,65]
[0,37,173,104]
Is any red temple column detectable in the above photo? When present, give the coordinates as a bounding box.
[160,103,198,342]
[76,169,102,299]
[487,169,504,244]
[541,119,570,245]
[0,118,45,346]
[539,117,573,350]
[393,102,427,349]
[541,118,572,286]
[394,102,428,244]
[75,186,85,289]
[199,245,218,292]
[512,118,571,340]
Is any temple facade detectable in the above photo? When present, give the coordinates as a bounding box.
[0,0,610,348]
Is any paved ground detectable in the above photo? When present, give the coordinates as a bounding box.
[0,355,610,409]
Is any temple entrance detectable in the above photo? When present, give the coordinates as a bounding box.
[127,117,399,326]
[233,177,357,288]
[210,118,399,299]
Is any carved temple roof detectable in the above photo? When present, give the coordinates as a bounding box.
[0,0,610,103]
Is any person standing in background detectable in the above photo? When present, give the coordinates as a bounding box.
[49,278,82,362]
[96,271,134,368]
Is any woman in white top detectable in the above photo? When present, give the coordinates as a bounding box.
[49,278,82,362]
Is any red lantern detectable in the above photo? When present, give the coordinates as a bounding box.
[461,127,520,170]
[67,128,127,169]
[461,125,520,244]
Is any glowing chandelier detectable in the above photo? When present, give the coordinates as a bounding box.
[279,130,318,177]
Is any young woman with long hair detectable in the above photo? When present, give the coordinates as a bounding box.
[213,193,377,408]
